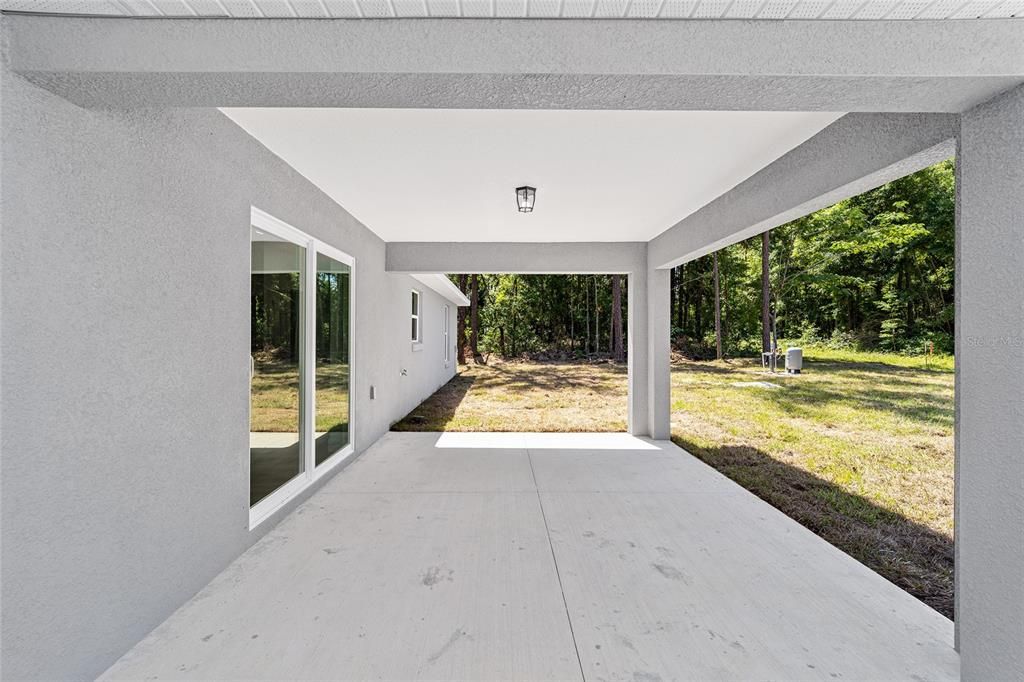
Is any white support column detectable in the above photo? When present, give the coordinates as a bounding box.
[647,267,672,440]
[628,266,649,436]
[955,83,1024,680]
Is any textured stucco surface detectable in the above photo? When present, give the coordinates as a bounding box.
[648,113,959,269]
[955,83,1024,681]
[0,64,456,680]
[5,17,1024,112]
[386,241,645,274]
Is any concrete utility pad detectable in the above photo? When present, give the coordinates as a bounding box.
[102,432,957,681]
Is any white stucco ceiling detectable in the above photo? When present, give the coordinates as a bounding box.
[221,108,841,243]
[3,0,1023,18]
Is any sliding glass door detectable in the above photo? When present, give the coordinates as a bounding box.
[249,228,305,507]
[315,253,351,466]
[249,209,354,525]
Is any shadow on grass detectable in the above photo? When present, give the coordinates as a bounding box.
[672,435,954,620]
[479,361,628,394]
[391,368,477,431]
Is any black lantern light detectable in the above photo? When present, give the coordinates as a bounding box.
[516,186,536,213]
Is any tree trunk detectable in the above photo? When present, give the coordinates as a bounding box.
[594,276,600,355]
[713,252,723,360]
[511,276,519,357]
[456,274,468,364]
[611,274,624,361]
[761,231,771,354]
[585,280,591,354]
[569,278,575,351]
[677,264,686,331]
[470,274,481,362]
[670,266,677,333]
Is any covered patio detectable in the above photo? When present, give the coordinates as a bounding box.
[102,432,956,681]
[2,7,1022,680]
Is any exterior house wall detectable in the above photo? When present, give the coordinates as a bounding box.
[0,63,455,680]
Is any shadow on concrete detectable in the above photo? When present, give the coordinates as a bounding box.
[671,434,955,620]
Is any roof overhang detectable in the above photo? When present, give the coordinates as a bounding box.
[411,274,471,306]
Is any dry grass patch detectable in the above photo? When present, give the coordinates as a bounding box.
[392,360,628,432]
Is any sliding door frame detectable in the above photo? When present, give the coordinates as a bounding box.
[249,207,356,529]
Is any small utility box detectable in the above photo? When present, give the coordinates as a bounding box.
[786,347,803,374]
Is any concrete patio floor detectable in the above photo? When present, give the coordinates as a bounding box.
[101,432,958,681]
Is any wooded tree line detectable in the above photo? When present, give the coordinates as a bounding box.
[450,160,955,363]
[673,159,955,358]
[450,274,626,362]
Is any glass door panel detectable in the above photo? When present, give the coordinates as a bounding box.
[315,252,351,466]
[250,227,306,506]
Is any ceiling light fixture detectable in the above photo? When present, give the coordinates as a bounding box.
[516,186,536,213]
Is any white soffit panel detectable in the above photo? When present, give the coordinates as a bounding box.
[220,108,843,243]
[3,0,1023,16]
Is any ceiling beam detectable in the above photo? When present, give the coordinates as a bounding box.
[386,242,646,274]
[5,17,1023,111]
[647,112,959,269]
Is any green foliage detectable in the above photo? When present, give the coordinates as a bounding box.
[673,159,955,357]
[448,274,627,359]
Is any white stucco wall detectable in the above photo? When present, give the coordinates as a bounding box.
[0,61,456,680]
[955,83,1024,681]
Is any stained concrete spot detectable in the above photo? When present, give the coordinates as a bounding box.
[200,634,213,642]
[655,546,674,557]
[322,547,342,555]
[652,563,690,583]
[421,565,455,588]
[251,634,259,639]
[634,672,663,682]
[426,628,469,664]
[582,530,596,538]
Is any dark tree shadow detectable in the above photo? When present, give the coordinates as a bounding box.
[391,368,477,431]
[478,361,628,394]
[671,435,954,620]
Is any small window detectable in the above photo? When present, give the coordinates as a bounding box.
[443,304,451,365]
[411,290,421,343]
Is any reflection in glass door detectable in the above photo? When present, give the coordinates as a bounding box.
[315,253,351,466]
[249,208,356,527]
[249,227,306,506]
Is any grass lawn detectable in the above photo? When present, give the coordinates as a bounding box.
[391,361,628,432]
[393,347,954,619]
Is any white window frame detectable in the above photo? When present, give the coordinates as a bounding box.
[249,207,356,530]
[443,304,451,366]
[411,289,422,348]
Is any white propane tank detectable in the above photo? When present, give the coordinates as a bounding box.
[786,347,803,374]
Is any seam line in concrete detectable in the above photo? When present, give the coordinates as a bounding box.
[527,448,587,682]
